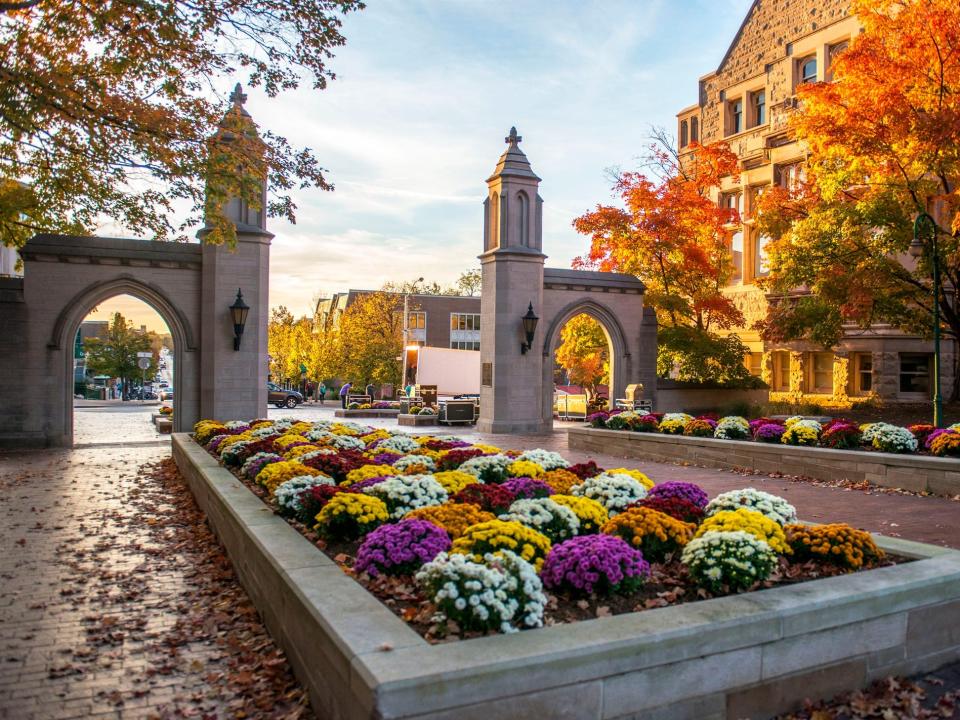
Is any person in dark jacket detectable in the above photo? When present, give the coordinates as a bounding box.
[365,382,375,401]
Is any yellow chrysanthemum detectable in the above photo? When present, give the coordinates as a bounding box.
[342,464,398,486]
[696,508,790,554]
[283,444,321,460]
[314,494,389,539]
[506,460,545,479]
[471,443,502,455]
[451,520,552,571]
[431,470,478,494]
[274,434,310,450]
[255,461,320,495]
[217,432,253,453]
[361,430,391,445]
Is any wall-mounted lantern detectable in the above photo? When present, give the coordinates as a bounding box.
[229,288,250,351]
[520,302,539,354]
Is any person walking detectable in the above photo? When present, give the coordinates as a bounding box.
[339,381,352,409]
[318,382,326,405]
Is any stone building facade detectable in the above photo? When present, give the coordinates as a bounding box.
[676,0,955,407]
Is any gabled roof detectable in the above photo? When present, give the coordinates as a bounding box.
[713,0,761,76]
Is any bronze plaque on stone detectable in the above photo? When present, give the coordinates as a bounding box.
[482,362,493,387]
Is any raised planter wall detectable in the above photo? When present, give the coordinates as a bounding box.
[333,409,401,419]
[569,426,960,498]
[173,433,960,720]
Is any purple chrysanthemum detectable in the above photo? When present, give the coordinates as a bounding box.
[500,477,554,499]
[754,423,786,443]
[646,481,709,509]
[541,535,650,596]
[346,476,390,492]
[354,519,451,577]
[371,451,403,465]
[244,453,281,479]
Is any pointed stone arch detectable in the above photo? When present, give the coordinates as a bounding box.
[50,275,200,439]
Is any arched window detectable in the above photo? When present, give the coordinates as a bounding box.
[680,120,688,148]
[517,191,530,247]
[690,117,698,143]
[800,56,817,84]
[488,193,499,250]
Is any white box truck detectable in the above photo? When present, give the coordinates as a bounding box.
[411,347,481,397]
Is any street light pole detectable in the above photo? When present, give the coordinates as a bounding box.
[910,212,943,427]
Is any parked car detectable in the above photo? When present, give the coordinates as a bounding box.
[160,388,174,401]
[268,382,303,409]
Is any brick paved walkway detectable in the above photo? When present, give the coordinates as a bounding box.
[0,444,309,720]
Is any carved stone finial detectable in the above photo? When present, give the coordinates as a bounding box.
[229,82,247,107]
[504,126,522,146]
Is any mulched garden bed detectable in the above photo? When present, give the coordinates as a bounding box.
[228,453,902,644]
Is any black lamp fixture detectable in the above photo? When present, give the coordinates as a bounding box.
[229,288,250,351]
[520,302,539,354]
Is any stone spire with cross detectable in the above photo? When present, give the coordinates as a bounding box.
[483,126,543,253]
[228,82,251,118]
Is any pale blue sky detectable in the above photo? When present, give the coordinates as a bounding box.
[96,0,755,327]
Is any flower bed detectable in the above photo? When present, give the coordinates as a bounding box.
[587,411,960,458]
[173,432,960,720]
[190,417,902,642]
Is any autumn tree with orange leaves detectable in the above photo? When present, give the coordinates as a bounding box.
[756,0,960,393]
[574,135,755,384]
[0,0,364,251]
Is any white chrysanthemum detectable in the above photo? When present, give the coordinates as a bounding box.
[500,498,580,542]
[681,530,777,592]
[378,435,419,454]
[458,454,512,480]
[515,449,570,471]
[705,488,797,525]
[714,416,751,440]
[363,474,447,518]
[393,454,437,472]
[863,423,918,453]
[570,475,646,515]
[416,550,545,633]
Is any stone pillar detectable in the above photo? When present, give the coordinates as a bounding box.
[789,351,805,403]
[477,128,548,434]
[199,236,270,422]
[832,352,850,406]
[198,84,272,422]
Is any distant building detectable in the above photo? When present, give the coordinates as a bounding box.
[74,320,109,384]
[315,290,482,351]
[676,0,954,406]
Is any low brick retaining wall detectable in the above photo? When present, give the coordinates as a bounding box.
[397,413,438,427]
[569,427,960,498]
[173,433,960,720]
[333,409,401,419]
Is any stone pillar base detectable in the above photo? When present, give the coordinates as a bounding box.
[476,418,552,435]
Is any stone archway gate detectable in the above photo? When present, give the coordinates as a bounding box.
[0,232,270,448]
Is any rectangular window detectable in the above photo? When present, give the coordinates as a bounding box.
[720,192,743,219]
[730,230,743,281]
[754,232,771,277]
[808,352,834,394]
[827,41,848,81]
[849,352,873,396]
[752,90,766,126]
[729,99,743,134]
[775,162,804,191]
[451,340,480,351]
[745,352,762,377]
[408,311,426,330]
[450,313,481,351]
[899,353,931,395]
[772,351,790,391]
